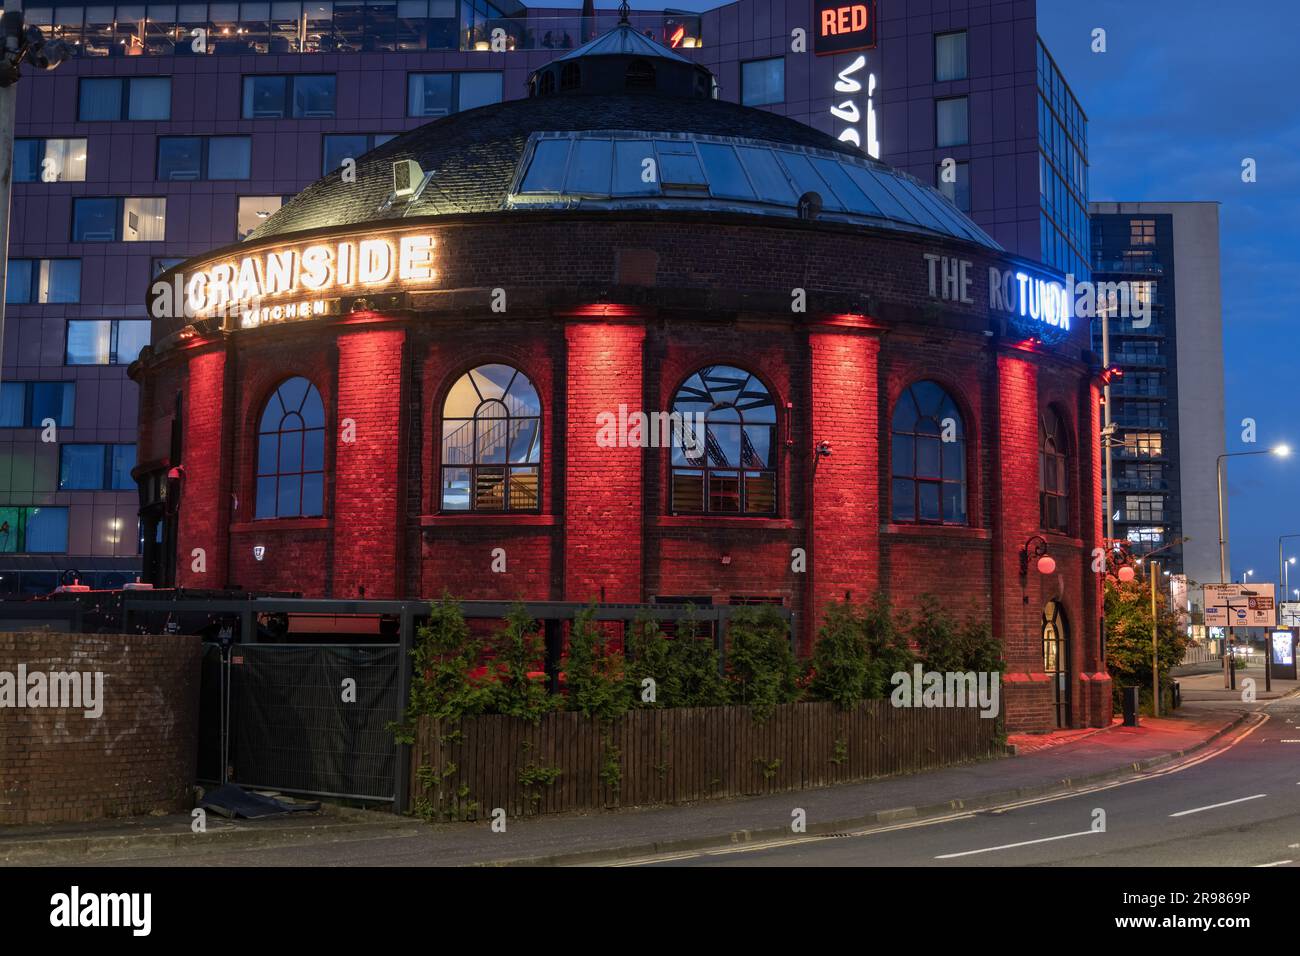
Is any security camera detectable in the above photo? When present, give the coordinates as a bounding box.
[817,440,832,457]
[24,25,68,69]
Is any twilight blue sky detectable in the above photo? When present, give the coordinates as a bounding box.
[1035,1,1300,592]
[619,0,1300,590]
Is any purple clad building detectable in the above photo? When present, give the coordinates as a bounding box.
[0,0,1087,591]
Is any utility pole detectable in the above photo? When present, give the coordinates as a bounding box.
[1150,557,1160,717]
[0,0,25,381]
[0,2,68,387]
[1100,302,1114,544]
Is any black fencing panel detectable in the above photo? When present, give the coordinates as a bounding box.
[200,644,401,801]
[197,643,225,783]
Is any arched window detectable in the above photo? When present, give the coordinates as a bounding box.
[670,365,776,515]
[890,380,967,524]
[1040,408,1069,532]
[560,62,581,90]
[441,364,541,512]
[255,377,325,519]
[538,71,555,95]
[626,59,655,89]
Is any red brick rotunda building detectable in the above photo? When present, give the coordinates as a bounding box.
[134,21,1111,732]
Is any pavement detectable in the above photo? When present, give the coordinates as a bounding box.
[1174,661,1299,701]
[645,695,1300,867]
[0,700,1264,867]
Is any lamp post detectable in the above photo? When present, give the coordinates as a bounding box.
[0,6,71,384]
[1217,446,1291,583]
[1279,534,1300,607]
[1099,299,1115,546]
[1217,446,1290,688]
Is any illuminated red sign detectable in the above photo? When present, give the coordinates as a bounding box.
[813,0,877,55]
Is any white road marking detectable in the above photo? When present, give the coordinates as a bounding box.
[607,714,1271,867]
[606,850,702,867]
[1169,794,1268,818]
[935,829,1097,859]
[1256,860,1292,867]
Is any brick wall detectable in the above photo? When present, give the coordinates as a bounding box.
[809,322,881,654]
[134,218,1108,732]
[0,632,200,825]
[175,345,230,588]
[564,320,645,603]
[333,327,407,598]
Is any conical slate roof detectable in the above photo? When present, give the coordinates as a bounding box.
[554,21,692,64]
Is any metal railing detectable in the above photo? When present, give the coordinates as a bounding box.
[1093,258,1164,275]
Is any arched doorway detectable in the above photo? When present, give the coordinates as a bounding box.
[1042,600,1070,728]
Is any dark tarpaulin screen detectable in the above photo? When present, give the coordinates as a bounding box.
[202,643,401,800]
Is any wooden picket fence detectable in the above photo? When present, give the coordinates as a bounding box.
[409,699,1004,819]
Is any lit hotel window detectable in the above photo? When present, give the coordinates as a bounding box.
[0,506,70,554]
[407,71,502,117]
[59,444,137,491]
[935,31,967,82]
[237,196,284,239]
[72,197,166,242]
[669,365,776,516]
[5,259,81,304]
[1125,495,1164,522]
[14,138,87,182]
[1129,432,1164,458]
[158,136,252,181]
[0,381,75,428]
[935,96,969,148]
[936,159,970,212]
[322,133,397,175]
[66,320,152,366]
[78,77,171,121]
[741,57,784,107]
[242,74,336,118]
[1129,219,1156,246]
[440,364,541,512]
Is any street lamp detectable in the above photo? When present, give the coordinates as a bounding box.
[1215,446,1291,691]
[1018,535,1056,577]
[1217,446,1291,585]
[1279,534,1300,605]
[1241,568,1254,584]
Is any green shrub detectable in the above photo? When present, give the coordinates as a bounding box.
[861,592,916,698]
[402,593,489,725]
[954,613,1004,674]
[726,605,800,720]
[563,605,631,722]
[666,614,729,707]
[1105,574,1186,715]
[910,594,964,673]
[807,601,869,709]
[624,613,673,708]
[489,603,557,721]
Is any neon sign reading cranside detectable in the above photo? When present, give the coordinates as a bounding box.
[150,232,438,328]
